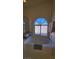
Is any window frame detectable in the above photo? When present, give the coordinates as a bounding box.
[34,25,48,36]
[34,18,48,36]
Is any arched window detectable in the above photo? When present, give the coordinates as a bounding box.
[34,18,48,36]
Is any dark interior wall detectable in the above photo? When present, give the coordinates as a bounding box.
[23,16,29,34]
[52,0,55,17]
[23,0,55,32]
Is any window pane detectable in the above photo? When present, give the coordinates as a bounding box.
[34,18,48,25]
[41,26,47,36]
[35,26,40,34]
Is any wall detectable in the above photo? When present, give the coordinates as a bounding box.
[23,16,30,35]
[23,0,55,32]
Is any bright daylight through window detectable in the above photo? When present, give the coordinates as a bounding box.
[34,18,48,36]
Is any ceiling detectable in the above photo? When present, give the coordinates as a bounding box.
[23,0,53,8]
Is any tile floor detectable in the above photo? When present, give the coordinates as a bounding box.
[23,36,55,59]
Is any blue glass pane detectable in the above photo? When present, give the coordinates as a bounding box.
[34,18,48,25]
